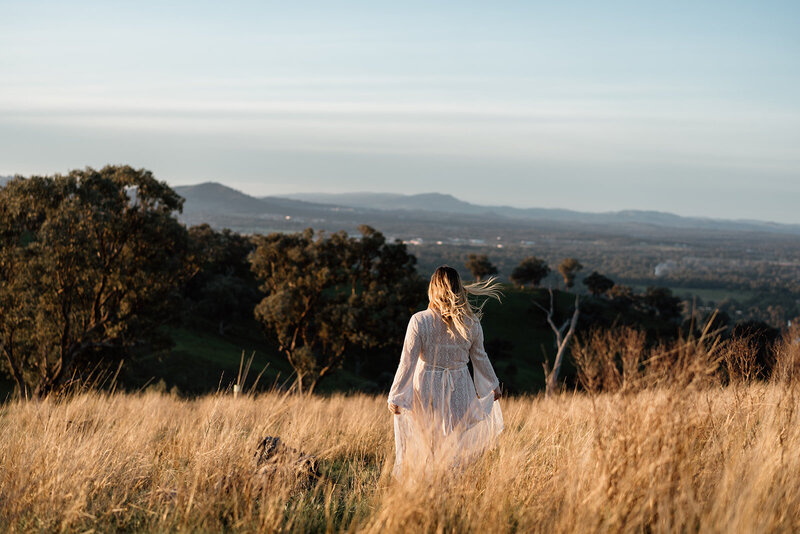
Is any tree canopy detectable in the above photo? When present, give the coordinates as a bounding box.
[250,225,424,392]
[184,224,260,335]
[642,286,683,322]
[465,254,498,282]
[558,258,583,289]
[0,166,193,398]
[510,256,550,288]
[583,271,615,296]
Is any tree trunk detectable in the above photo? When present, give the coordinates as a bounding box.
[306,377,318,396]
[545,343,569,397]
[33,380,52,400]
[535,291,580,398]
[2,346,25,401]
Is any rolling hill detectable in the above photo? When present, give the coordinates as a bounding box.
[3,174,797,235]
[284,191,800,235]
[174,181,800,236]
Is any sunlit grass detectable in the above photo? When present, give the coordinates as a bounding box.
[2,376,800,532]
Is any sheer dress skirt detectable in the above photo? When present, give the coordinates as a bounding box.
[392,360,503,479]
[388,309,504,480]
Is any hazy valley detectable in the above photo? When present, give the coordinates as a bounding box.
[175,181,800,327]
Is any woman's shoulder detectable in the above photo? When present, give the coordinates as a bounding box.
[409,309,436,329]
[469,315,484,334]
[411,309,435,322]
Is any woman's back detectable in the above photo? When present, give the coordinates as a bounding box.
[413,309,472,368]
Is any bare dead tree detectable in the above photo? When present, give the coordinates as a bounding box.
[533,288,580,397]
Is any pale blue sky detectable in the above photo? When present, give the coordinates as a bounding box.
[1,1,798,222]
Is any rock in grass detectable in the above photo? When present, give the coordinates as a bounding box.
[254,436,319,487]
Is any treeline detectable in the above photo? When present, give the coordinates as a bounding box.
[0,167,192,398]
[463,253,680,320]
[411,243,800,327]
[0,167,427,398]
[0,166,793,398]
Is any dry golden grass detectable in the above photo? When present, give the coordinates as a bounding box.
[1,385,799,533]
[2,329,800,533]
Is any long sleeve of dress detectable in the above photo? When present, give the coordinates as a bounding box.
[469,320,500,398]
[387,314,422,411]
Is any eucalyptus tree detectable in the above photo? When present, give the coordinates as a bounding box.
[465,254,498,282]
[557,258,583,289]
[583,271,615,296]
[250,225,424,393]
[510,256,550,288]
[0,166,193,398]
[185,224,259,335]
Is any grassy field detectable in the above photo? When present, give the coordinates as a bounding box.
[3,363,800,533]
[4,296,796,532]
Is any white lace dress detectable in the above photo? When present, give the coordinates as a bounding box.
[387,309,503,479]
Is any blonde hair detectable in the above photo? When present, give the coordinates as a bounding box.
[427,265,503,340]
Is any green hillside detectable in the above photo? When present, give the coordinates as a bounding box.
[130,285,657,396]
[479,286,573,392]
[120,318,369,396]
[0,286,675,400]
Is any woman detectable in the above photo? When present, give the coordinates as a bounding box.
[387,265,504,479]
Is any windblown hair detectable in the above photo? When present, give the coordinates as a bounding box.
[427,265,503,339]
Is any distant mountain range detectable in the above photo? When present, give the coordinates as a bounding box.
[284,192,486,214]
[281,191,800,235]
[169,182,800,237]
[175,182,325,216]
[3,178,798,237]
